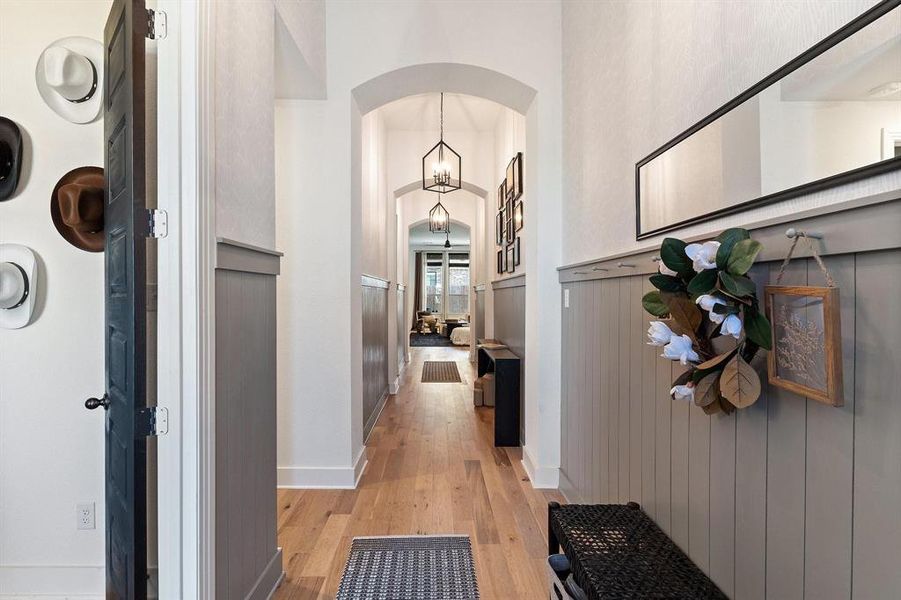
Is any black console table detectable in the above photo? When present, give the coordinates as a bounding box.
[477,339,520,447]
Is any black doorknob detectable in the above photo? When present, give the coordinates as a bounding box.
[85,395,110,410]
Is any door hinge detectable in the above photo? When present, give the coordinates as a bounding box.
[147,209,168,238]
[146,9,167,40]
[137,407,169,438]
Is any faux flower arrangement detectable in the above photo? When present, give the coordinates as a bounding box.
[642,228,772,414]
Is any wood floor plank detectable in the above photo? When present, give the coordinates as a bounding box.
[274,346,555,599]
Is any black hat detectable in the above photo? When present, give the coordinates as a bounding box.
[0,117,23,202]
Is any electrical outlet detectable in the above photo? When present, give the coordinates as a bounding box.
[77,502,95,530]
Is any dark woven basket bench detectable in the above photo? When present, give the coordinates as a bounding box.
[548,502,727,599]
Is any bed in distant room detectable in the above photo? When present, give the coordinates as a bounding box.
[450,325,471,346]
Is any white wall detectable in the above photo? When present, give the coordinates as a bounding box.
[361,111,390,279]
[275,0,562,489]
[0,2,111,595]
[274,0,327,99]
[562,0,896,263]
[214,1,276,248]
[216,0,327,249]
[491,109,527,280]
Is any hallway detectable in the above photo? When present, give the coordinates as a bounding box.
[274,346,563,599]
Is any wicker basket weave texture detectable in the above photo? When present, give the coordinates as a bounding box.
[550,504,727,600]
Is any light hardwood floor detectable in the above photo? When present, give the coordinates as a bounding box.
[274,345,563,599]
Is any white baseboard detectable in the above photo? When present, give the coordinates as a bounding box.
[0,565,103,599]
[277,447,368,489]
[521,445,559,489]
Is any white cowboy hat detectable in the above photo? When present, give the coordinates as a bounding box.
[35,37,103,124]
[0,244,37,330]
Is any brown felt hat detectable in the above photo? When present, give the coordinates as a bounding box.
[50,166,105,252]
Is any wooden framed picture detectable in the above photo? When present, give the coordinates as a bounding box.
[497,181,506,210]
[510,152,523,200]
[505,158,515,199]
[497,249,504,274]
[505,209,514,243]
[513,237,520,265]
[495,211,503,246]
[513,200,523,232]
[765,285,843,406]
[505,243,515,273]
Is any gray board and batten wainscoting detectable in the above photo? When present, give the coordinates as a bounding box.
[215,238,284,600]
[492,274,526,444]
[397,283,406,372]
[362,275,390,441]
[557,193,901,599]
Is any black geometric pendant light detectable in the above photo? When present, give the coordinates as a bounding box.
[428,195,450,234]
[422,93,461,194]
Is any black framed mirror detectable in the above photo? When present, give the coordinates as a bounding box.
[635,0,901,239]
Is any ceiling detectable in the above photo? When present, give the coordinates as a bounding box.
[378,93,504,132]
[408,220,471,248]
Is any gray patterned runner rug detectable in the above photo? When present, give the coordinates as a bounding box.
[336,535,479,600]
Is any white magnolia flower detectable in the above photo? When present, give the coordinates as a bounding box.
[671,384,694,402]
[696,294,726,324]
[720,314,743,339]
[685,240,721,272]
[658,262,679,277]
[662,334,700,365]
[647,321,674,346]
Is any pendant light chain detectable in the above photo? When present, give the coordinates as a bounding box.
[421,91,460,194]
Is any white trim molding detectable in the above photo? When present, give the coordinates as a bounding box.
[522,445,559,489]
[155,1,217,598]
[277,447,369,489]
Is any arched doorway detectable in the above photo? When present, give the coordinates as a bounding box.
[275,59,561,493]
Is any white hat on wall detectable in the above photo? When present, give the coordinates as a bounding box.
[0,244,37,330]
[35,36,103,124]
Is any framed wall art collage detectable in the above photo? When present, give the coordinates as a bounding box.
[496,152,523,274]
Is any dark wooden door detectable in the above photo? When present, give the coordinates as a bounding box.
[100,0,147,597]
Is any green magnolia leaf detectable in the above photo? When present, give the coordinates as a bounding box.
[686,269,718,296]
[661,238,694,277]
[727,239,762,275]
[744,308,772,351]
[741,339,761,363]
[716,228,750,269]
[672,369,693,387]
[662,292,702,337]
[720,355,761,408]
[719,271,757,298]
[650,274,684,293]
[642,291,669,317]
[711,302,740,315]
[693,372,721,407]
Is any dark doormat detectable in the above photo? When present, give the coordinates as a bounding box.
[410,332,454,347]
[422,361,462,383]
[336,535,479,600]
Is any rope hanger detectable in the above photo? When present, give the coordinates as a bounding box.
[775,231,835,287]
